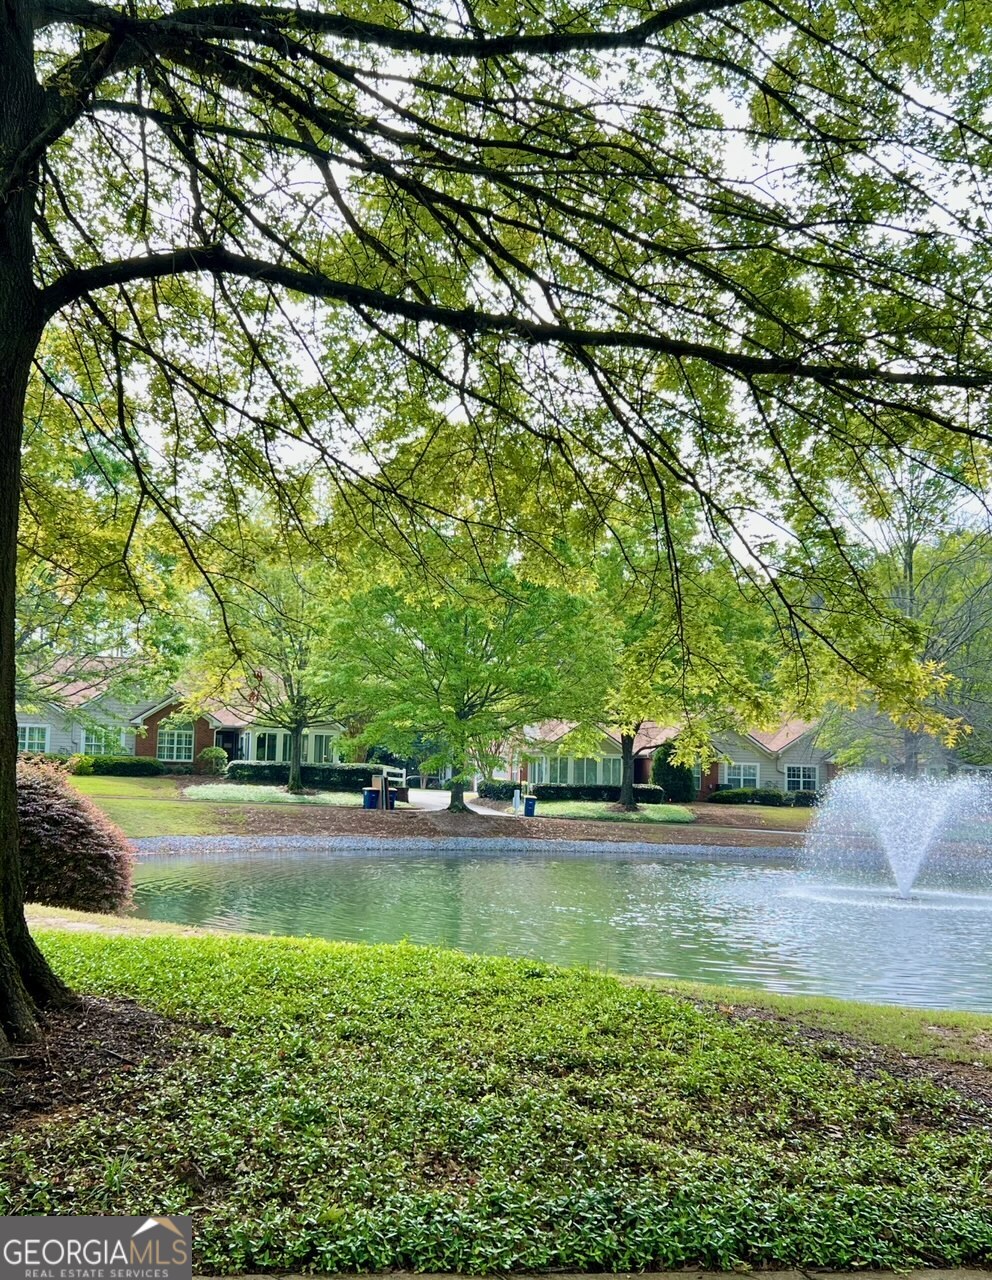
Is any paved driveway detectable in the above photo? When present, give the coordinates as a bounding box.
[406,787,490,813]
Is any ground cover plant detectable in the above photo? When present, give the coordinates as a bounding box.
[522,800,694,824]
[4,930,992,1272]
[181,784,407,808]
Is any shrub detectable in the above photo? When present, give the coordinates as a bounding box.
[478,780,666,804]
[67,753,94,775]
[707,786,791,806]
[225,762,377,791]
[651,743,696,803]
[196,746,228,776]
[790,788,821,807]
[17,760,134,912]
[89,755,165,776]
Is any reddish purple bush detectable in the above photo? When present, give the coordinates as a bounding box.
[16,760,134,913]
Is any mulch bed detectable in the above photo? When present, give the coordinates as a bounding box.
[210,803,801,847]
[0,995,179,1128]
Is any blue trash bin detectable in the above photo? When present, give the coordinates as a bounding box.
[366,788,379,809]
[524,796,537,817]
[388,788,398,810]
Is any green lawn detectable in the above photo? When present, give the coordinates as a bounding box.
[181,782,368,806]
[6,928,992,1272]
[532,799,695,823]
[68,775,377,836]
[71,775,185,798]
[70,775,231,837]
[696,803,814,830]
[89,797,228,837]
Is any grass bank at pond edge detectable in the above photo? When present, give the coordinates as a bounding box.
[3,929,992,1271]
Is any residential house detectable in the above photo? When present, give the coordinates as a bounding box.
[513,721,663,787]
[129,693,344,766]
[694,721,837,797]
[509,718,837,799]
[15,659,147,757]
[16,664,344,767]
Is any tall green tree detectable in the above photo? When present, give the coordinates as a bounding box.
[5,0,992,1041]
[334,570,611,812]
[819,459,992,772]
[186,541,345,793]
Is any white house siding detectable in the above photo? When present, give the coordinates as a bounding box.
[714,731,770,789]
[713,730,832,792]
[771,736,833,791]
[16,692,145,756]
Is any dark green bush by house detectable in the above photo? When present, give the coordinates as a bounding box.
[89,756,165,776]
[476,780,516,800]
[196,746,228,776]
[225,761,377,790]
[89,755,165,776]
[651,742,696,803]
[707,786,791,806]
[478,780,666,804]
[17,759,134,912]
[789,788,821,807]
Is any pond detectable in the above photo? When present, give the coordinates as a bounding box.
[131,836,992,1011]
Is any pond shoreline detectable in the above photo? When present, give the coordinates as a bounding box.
[132,832,798,860]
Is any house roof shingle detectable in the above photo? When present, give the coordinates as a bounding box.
[527,718,818,757]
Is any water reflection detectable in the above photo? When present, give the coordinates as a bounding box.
[131,843,992,1011]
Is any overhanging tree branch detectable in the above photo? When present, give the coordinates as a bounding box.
[41,247,992,390]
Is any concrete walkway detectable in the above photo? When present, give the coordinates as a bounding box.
[406,787,490,814]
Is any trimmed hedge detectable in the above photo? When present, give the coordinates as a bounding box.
[790,788,821,807]
[478,780,666,804]
[225,762,377,791]
[89,755,165,776]
[17,759,134,912]
[477,781,521,800]
[707,786,791,806]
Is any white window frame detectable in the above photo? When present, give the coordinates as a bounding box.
[785,764,818,792]
[157,727,195,762]
[573,757,597,785]
[311,733,336,765]
[529,757,546,784]
[549,756,568,784]
[17,725,49,753]
[81,726,124,756]
[601,756,621,786]
[726,761,759,789]
[255,731,279,762]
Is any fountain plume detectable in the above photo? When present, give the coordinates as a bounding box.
[805,772,986,897]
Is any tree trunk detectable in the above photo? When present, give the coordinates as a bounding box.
[903,727,921,780]
[0,1,71,1042]
[617,731,638,809]
[447,753,469,813]
[287,723,305,792]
